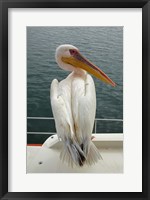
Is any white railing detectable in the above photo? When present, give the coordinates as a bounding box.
[27,117,123,134]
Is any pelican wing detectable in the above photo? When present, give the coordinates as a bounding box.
[78,74,96,136]
[72,74,101,163]
[50,79,74,140]
[71,74,96,141]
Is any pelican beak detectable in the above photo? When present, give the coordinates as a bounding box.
[62,51,116,87]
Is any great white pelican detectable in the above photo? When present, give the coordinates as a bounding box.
[50,44,115,167]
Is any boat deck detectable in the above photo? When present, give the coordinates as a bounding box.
[27,134,123,173]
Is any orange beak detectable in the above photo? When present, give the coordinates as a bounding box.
[62,50,116,87]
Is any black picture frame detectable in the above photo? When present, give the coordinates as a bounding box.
[0,0,149,199]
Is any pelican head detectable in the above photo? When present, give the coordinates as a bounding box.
[55,44,116,86]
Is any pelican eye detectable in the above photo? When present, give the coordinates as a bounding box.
[69,49,77,56]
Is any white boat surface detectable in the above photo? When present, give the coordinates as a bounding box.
[27,133,123,173]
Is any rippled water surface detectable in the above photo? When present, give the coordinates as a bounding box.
[27,27,123,143]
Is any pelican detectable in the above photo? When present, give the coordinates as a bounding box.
[50,44,115,167]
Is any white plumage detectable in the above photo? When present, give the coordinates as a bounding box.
[50,44,115,167]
